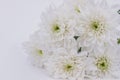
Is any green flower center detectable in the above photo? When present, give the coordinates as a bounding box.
[89,20,106,36]
[117,38,120,44]
[52,24,60,33]
[64,64,74,72]
[37,50,43,56]
[91,21,100,31]
[75,7,80,13]
[96,56,109,72]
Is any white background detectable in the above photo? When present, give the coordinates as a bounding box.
[0,0,120,80]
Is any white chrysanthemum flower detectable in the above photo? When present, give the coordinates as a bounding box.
[23,32,52,68]
[41,7,75,42]
[45,49,87,80]
[76,0,120,53]
[85,49,120,79]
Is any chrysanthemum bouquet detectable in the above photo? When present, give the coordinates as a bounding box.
[24,0,120,80]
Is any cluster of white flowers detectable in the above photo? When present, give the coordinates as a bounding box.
[24,0,120,80]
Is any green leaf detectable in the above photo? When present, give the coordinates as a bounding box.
[78,47,82,53]
[74,36,79,40]
[117,38,120,44]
